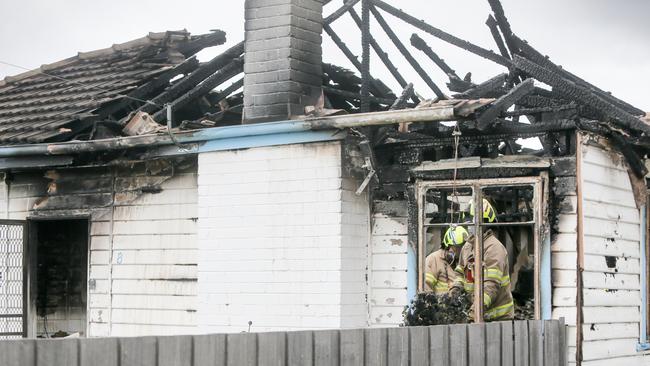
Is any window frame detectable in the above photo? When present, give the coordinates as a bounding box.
[416,176,546,322]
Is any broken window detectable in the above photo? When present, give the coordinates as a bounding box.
[417,177,544,323]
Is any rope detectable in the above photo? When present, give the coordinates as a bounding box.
[450,122,462,225]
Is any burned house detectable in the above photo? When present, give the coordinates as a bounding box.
[0,0,648,365]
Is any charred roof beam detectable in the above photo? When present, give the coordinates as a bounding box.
[486,0,520,57]
[131,41,244,119]
[454,73,507,99]
[153,57,244,123]
[323,24,388,98]
[512,35,645,116]
[370,5,446,99]
[476,78,535,130]
[372,0,511,67]
[485,15,510,60]
[512,55,650,136]
[410,34,460,80]
[347,6,419,104]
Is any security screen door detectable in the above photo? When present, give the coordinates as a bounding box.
[0,220,27,339]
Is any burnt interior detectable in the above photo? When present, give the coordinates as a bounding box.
[33,219,88,337]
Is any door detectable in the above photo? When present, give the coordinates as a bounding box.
[0,220,27,339]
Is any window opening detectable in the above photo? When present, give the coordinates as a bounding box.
[418,178,542,324]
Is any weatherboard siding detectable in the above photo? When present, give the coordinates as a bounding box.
[369,200,408,327]
[0,160,198,337]
[578,136,648,365]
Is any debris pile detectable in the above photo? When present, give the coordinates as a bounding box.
[402,292,471,326]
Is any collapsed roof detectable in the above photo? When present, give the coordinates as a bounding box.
[0,0,647,176]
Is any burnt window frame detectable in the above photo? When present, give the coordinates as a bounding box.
[416,175,547,322]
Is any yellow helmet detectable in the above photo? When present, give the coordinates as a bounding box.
[468,198,497,223]
[443,226,469,248]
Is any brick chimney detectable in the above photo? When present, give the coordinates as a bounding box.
[243,0,324,123]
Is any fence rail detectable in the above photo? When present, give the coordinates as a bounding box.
[0,320,566,366]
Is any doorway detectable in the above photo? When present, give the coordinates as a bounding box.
[29,218,89,338]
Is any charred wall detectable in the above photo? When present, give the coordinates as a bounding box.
[0,157,198,337]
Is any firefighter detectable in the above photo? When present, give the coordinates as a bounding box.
[451,199,514,321]
[424,225,468,293]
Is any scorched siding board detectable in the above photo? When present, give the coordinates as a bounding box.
[578,137,647,364]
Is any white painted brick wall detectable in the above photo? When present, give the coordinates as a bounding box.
[197,141,369,333]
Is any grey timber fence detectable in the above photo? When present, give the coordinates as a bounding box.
[0,319,566,366]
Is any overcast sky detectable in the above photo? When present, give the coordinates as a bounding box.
[0,0,648,112]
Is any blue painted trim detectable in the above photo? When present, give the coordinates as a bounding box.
[144,130,343,158]
[407,245,417,304]
[541,233,552,319]
[640,205,648,351]
[637,342,650,352]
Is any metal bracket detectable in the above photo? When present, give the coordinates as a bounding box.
[355,156,376,195]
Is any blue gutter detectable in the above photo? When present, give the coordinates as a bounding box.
[638,205,650,352]
[142,129,344,158]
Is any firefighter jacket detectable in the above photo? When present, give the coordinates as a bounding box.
[424,249,458,293]
[452,230,514,321]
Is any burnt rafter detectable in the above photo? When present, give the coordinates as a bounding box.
[454,73,507,99]
[476,78,535,130]
[485,15,510,60]
[371,0,511,67]
[512,35,645,117]
[347,6,419,104]
[512,55,650,136]
[410,34,460,80]
[132,41,244,118]
[369,5,446,99]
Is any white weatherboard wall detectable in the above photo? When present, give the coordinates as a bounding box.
[0,163,198,337]
[576,136,649,365]
[369,200,408,327]
[197,141,369,332]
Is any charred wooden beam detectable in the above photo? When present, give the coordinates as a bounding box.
[486,0,520,56]
[323,24,387,98]
[454,73,507,99]
[512,55,650,135]
[347,7,419,104]
[513,36,645,116]
[324,0,361,25]
[136,41,244,117]
[372,0,511,67]
[447,76,475,93]
[98,56,201,118]
[370,5,446,99]
[410,33,459,79]
[504,104,577,117]
[485,15,510,59]
[153,58,244,123]
[476,78,535,130]
[214,78,244,103]
[390,83,414,110]
[177,30,227,57]
[412,167,539,180]
[323,86,395,105]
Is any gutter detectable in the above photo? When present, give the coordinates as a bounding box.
[0,106,455,158]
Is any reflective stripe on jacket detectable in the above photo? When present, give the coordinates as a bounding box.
[452,230,514,321]
[424,249,458,294]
